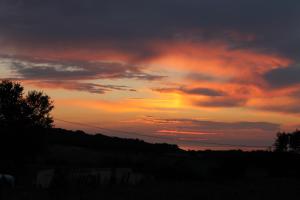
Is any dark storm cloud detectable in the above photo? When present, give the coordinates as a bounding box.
[264,65,300,88]
[0,0,299,60]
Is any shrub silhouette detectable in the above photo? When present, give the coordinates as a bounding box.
[0,80,54,129]
[274,132,289,152]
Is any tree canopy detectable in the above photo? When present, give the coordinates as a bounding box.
[0,80,54,129]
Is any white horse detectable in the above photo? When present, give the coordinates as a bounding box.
[0,174,15,188]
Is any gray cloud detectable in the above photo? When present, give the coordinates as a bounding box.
[5,56,163,81]
[186,73,230,83]
[183,88,226,96]
[26,80,136,94]
[0,55,164,93]
[264,65,300,88]
[194,97,246,108]
[256,104,300,115]
[144,117,280,132]
[154,86,248,108]
[154,86,226,97]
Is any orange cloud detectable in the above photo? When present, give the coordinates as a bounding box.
[149,40,291,79]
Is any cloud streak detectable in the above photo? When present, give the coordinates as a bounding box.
[157,130,219,136]
[25,80,136,94]
[145,117,281,132]
[154,86,226,97]
[5,56,163,81]
[1,55,164,94]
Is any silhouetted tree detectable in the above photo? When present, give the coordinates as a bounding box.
[25,90,54,128]
[0,80,54,163]
[274,130,300,152]
[288,130,300,152]
[274,132,289,152]
[0,80,54,129]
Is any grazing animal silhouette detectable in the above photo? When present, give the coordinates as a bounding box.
[0,174,15,188]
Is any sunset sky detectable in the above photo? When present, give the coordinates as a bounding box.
[1,0,300,150]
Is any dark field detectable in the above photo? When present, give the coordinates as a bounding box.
[2,128,300,200]
[3,178,300,200]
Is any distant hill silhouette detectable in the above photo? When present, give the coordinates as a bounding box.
[44,128,181,154]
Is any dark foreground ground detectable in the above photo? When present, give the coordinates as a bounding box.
[2,128,300,200]
[2,178,300,200]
